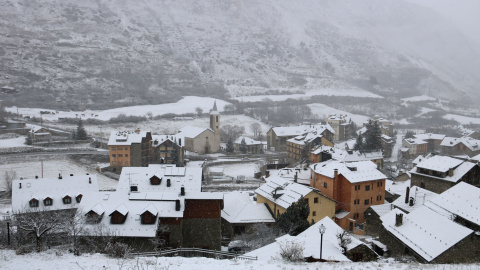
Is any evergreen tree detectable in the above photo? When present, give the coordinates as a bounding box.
[75,119,88,140]
[277,197,311,236]
[25,135,33,145]
[353,135,363,151]
[239,138,247,153]
[226,137,234,153]
[364,120,382,151]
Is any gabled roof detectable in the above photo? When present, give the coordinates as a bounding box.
[312,146,383,162]
[268,167,311,186]
[271,124,334,137]
[12,174,99,212]
[151,134,181,147]
[222,192,274,224]
[255,176,330,210]
[178,126,214,138]
[246,217,366,261]
[414,133,446,141]
[426,182,480,227]
[287,132,323,146]
[403,138,427,145]
[381,207,473,262]
[141,204,158,216]
[88,203,105,215]
[441,137,480,152]
[411,155,477,183]
[310,160,386,183]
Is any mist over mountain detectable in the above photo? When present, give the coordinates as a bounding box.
[0,0,478,110]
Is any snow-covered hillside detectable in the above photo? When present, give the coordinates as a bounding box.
[0,0,477,110]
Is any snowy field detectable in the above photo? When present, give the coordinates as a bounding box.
[6,96,231,121]
[0,249,478,270]
[401,95,437,102]
[232,88,383,102]
[218,163,259,179]
[0,136,29,149]
[0,159,117,190]
[443,114,480,125]
[308,103,370,125]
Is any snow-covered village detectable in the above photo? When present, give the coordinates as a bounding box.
[1,0,480,269]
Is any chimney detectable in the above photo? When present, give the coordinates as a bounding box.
[89,177,91,184]
[334,169,338,179]
[395,213,403,226]
[294,172,298,183]
[405,187,410,204]
[35,175,38,179]
[19,183,22,189]
[180,185,185,196]
[409,197,415,206]
[70,174,73,176]
[58,173,62,179]
[266,170,270,178]
[448,168,454,177]
[167,179,171,187]
[175,199,181,211]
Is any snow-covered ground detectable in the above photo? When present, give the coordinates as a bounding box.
[308,103,370,125]
[0,249,478,270]
[0,159,117,190]
[232,88,383,102]
[443,114,480,125]
[0,136,29,149]
[401,95,436,102]
[6,96,231,121]
[220,163,259,179]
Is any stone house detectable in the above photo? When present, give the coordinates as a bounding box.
[400,138,428,159]
[410,155,480,194]
[325,114,351,142]
[287,130,333,163]
[151,135,184,165]
[267,124,334,152]
[440,137,480,156]
[413,133,445,153]
[234,136,264,154]
[29,127,52,143]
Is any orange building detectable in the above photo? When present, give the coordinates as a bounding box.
[108,130,152,172]
[310,160,386,234]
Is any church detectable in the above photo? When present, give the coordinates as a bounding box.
[177,101,221,154]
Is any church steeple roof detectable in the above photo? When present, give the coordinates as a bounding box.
[210,100,219,115]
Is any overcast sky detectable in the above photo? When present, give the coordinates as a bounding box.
[405,0,480,44]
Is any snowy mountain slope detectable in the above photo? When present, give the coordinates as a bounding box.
[0,0,476,109]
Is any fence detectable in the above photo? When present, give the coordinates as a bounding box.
[130,247,257,260]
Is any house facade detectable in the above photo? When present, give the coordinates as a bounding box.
[267,124,334,152]
[151,135,184,165]
[108,130,152,171]
[234,136,264,154]
[400,138,428,159]
[310,160,386,234]
[326,114,351,142]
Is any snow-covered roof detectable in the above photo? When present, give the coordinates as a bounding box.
[268,167,311,186]
[108,130,149,146]
[356,127,367,136]
[271,124,334,137]
[414,133,445,141]
[151,134,181,147]
[222,192,274,224]
[246,217,367,261]
[385,179,411,196]
[79,191,184,238]
[234,136,263,146]
[454,125,477,138]
[369,203,395,217]
[312,146,383,163]
[441,137,480,152]
[287,132,323,146]
[310,160,386,184]
[381,207,473,262]
[12,174,99,212]
[256,176,327,210]
[326,114,351,123]
[412,155,425,165]
[403,138,427,145]
[425,182,480,227]
[118,164,202,194]
[178,126,214,139]
[414,155,464,173]
[392,186,437,213]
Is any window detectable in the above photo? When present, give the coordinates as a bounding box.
[111,212,125,224]
[354,184,360,191]
[125,147,128,150]
[111,147,116,150]
[112,154,116,158]
[118,147,122,150]
[324,182,327,188]
[125,161,128,165]
[141,212,156,224]
[312,211,317,216]
[377,182,380,187]
[63,196,71,204]
[364,199,369,205]
[365,185,370,191]
[125,154,128,157]
[76,194,83,203]
[29,199,39,208]
[44,198,53,206]
[314,197,319,203]
[118,161,122,165]
[112,162,116,165]
[354,199,357,205]
[119,154,123,157]
[304,198,309,204]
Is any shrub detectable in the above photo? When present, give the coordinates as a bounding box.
[278,240,304,262]
[104,242,131,258]
[16,245,34,255]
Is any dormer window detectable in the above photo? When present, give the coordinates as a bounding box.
[150,175,162,185]
[63,196,72,204]
[86,211,103,224]
[29,198,39,208]
[141,211,157,224]
[110,211,127,224]
[76,194,83,203]
[44,197,53,206]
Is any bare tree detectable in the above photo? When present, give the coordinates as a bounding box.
[3,170,16,198]
[14,209,64,252]
[195,107,203,117]
[62,209,87,255]
[278,240,304,262]
[336,230,352,254]
[220,124,244,142]
[250,123,262,139]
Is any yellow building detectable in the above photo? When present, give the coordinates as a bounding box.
[255,176,336,224]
